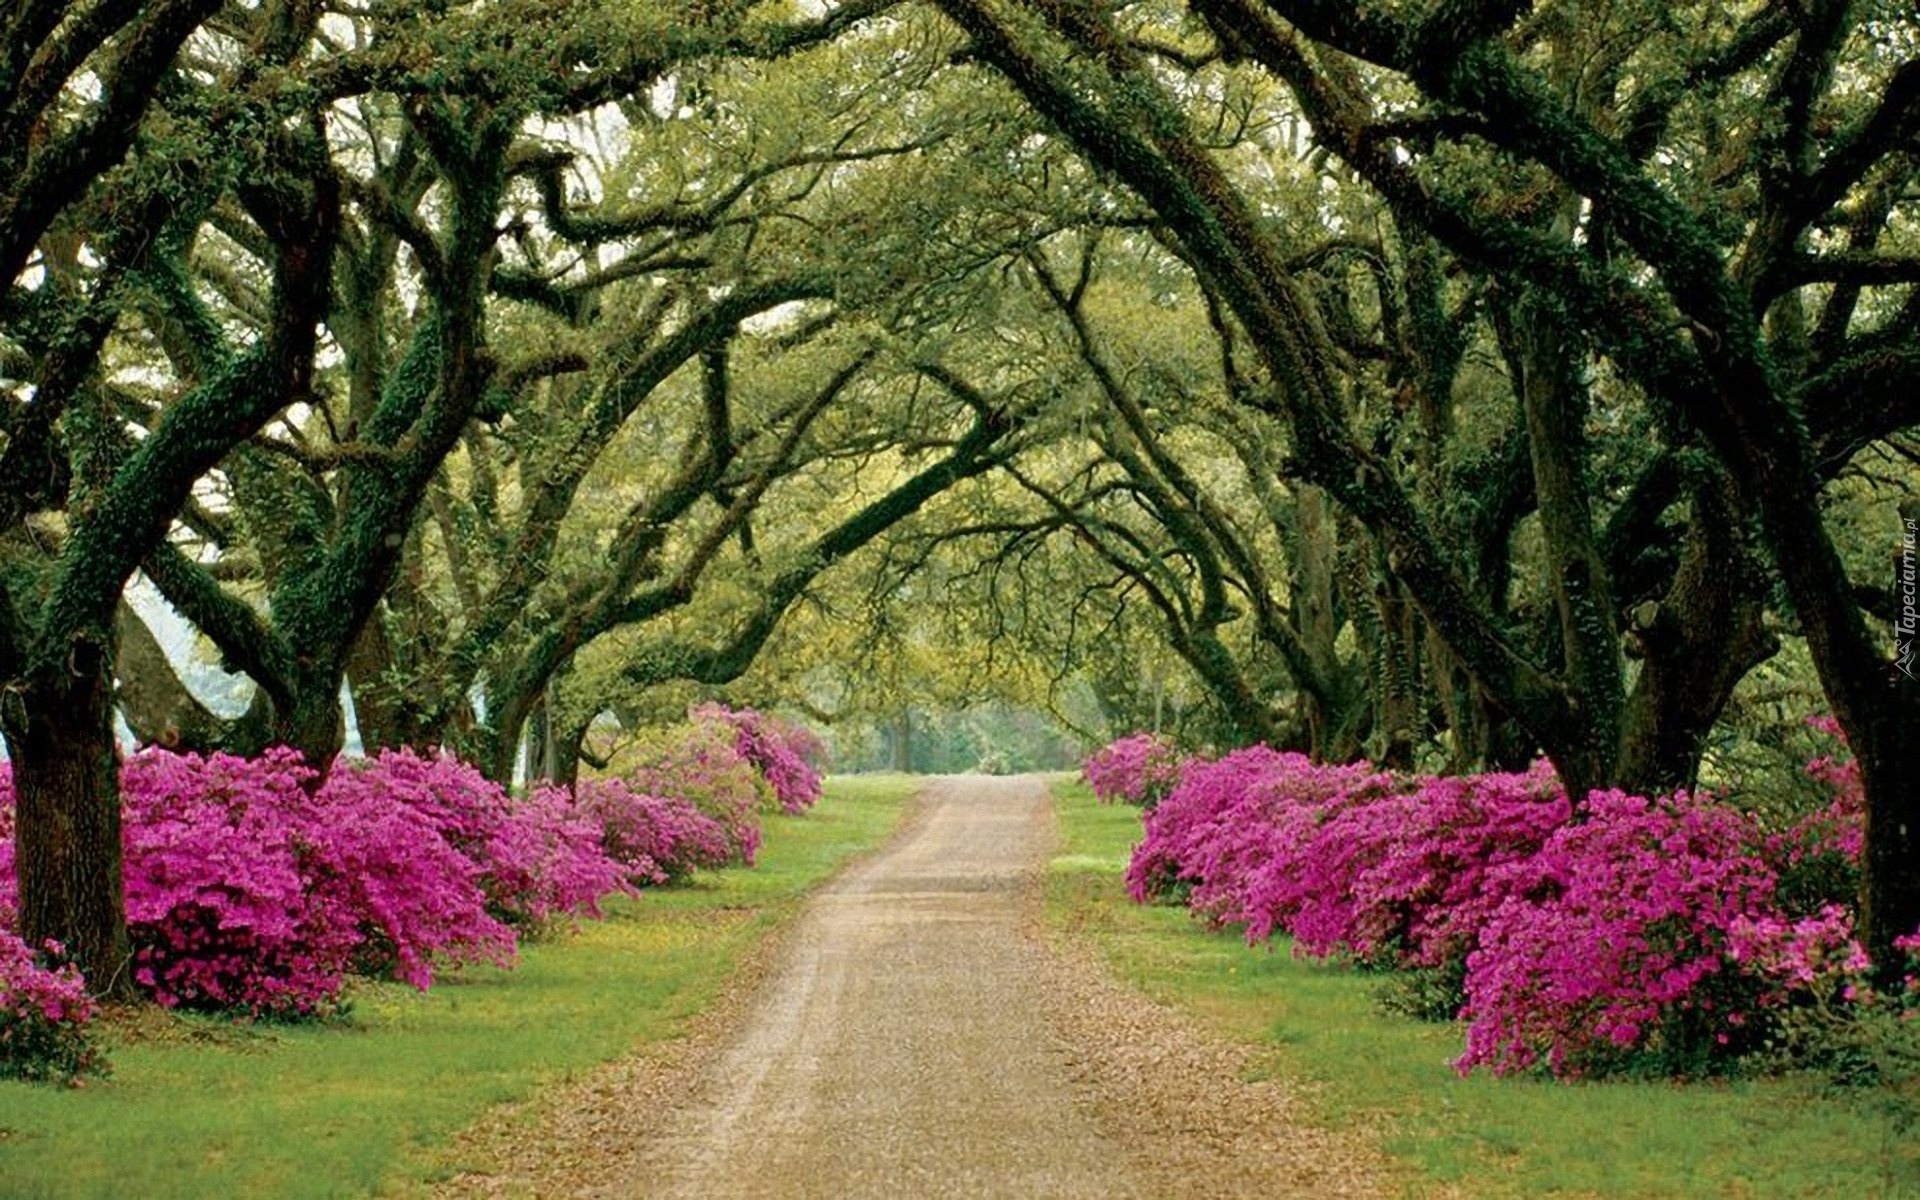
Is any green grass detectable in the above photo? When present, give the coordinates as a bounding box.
[1047,778,1920,1199]
[0,774,920,1200]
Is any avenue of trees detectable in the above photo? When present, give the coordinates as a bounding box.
[2,0,1915,989]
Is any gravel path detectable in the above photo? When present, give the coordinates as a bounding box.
[435,775,1390,1198]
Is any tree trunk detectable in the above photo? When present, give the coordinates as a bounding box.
[1497,288,1621,800]
[1859,699,1920,977]
[1859,507,1920,974]
[344,614,426,753]
[889,710,913,773]
[275,669,346,780]
[3,638,132,996]
[542,708,589,790]
[1616,475,1775,793]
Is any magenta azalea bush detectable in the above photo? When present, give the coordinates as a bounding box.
[117,748,364,1015]
[1457,789,1834,1077]
[113,748,516,1014]
[1124,746,1386,927]
[571,779,734,886]
[300,761,518,991]
[1,726,820,1030]
[613,720,767,867]
[0,932,103,1082]
[1108,726,1881,1080]
[338,750,628,925]
[696,704,825,815]
[1083,732,1184,807]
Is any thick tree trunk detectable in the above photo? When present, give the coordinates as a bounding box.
[542,709,588,790]
[1616,476,1775,793]
[1859,507,1920,974]
[3,639,132,996]
[475,683,538,785]
[525,694,587,787]
[274,671,346,780]
[344,616,412,753]
[1858,699,1920,977]
[1497,289,1621,800]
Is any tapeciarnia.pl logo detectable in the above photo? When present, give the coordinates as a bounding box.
[1898,517,1917,680]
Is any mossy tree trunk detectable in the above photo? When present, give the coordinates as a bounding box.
[2,636,131,994]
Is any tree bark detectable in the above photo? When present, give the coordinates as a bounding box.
[1616,474,1775,793]
[2,634,132,995]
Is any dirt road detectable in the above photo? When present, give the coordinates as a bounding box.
[442,775,1385,1198]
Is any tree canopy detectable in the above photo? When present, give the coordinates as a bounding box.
[3,0,1915,981]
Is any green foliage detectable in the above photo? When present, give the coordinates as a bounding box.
[1373,954,1469,1025]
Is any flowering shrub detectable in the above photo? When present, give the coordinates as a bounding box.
[338,750,627,925]
[116,748,514,1014]
[0,933,103,1083]
[1314,764,1570,968]
[1219,759,1402,944]
[1082,733,1184,808]
[480,785,634,924]
[1125,744,1292,907]
[118,748,363,1016]
[1458,790,1792,1077]
[1124,746,1388,934]
[1120,733,1885,1080]
[570,780,734,886]
[695,704,825,815]
[611,721,767,866]
[303,762,517,990]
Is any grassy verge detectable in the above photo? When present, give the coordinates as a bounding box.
[0,774,920,1200]
[1048,778,1917,1198]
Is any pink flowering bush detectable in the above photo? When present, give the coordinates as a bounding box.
[117,748,364,1016]
[571,780,734,886]
[1120,730,1886,1080]
[111,748,514,1015]
[0,932,104,1083]
[1124,746,1390,935]
[1222,759,1403,944]
[1125,745,1294,907]
[1458,789,1799,1077]
[1306,764,1570,968]
[480,785,634,923]
[695,704,825,815]
[338,750,628,925]
[1083,733,1184,808]
[610,720,767,866]
[302,761,518,990]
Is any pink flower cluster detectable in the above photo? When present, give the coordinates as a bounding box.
[0,713,830,1037]
[1113,733,1878,1079]
[695,704,825,815]
[1082,732,1184,807]
[570,779,733,886]
[117,747,519,1014]
[617,720,768,867]
[338,750,629,925]
[0,930,101,1082]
